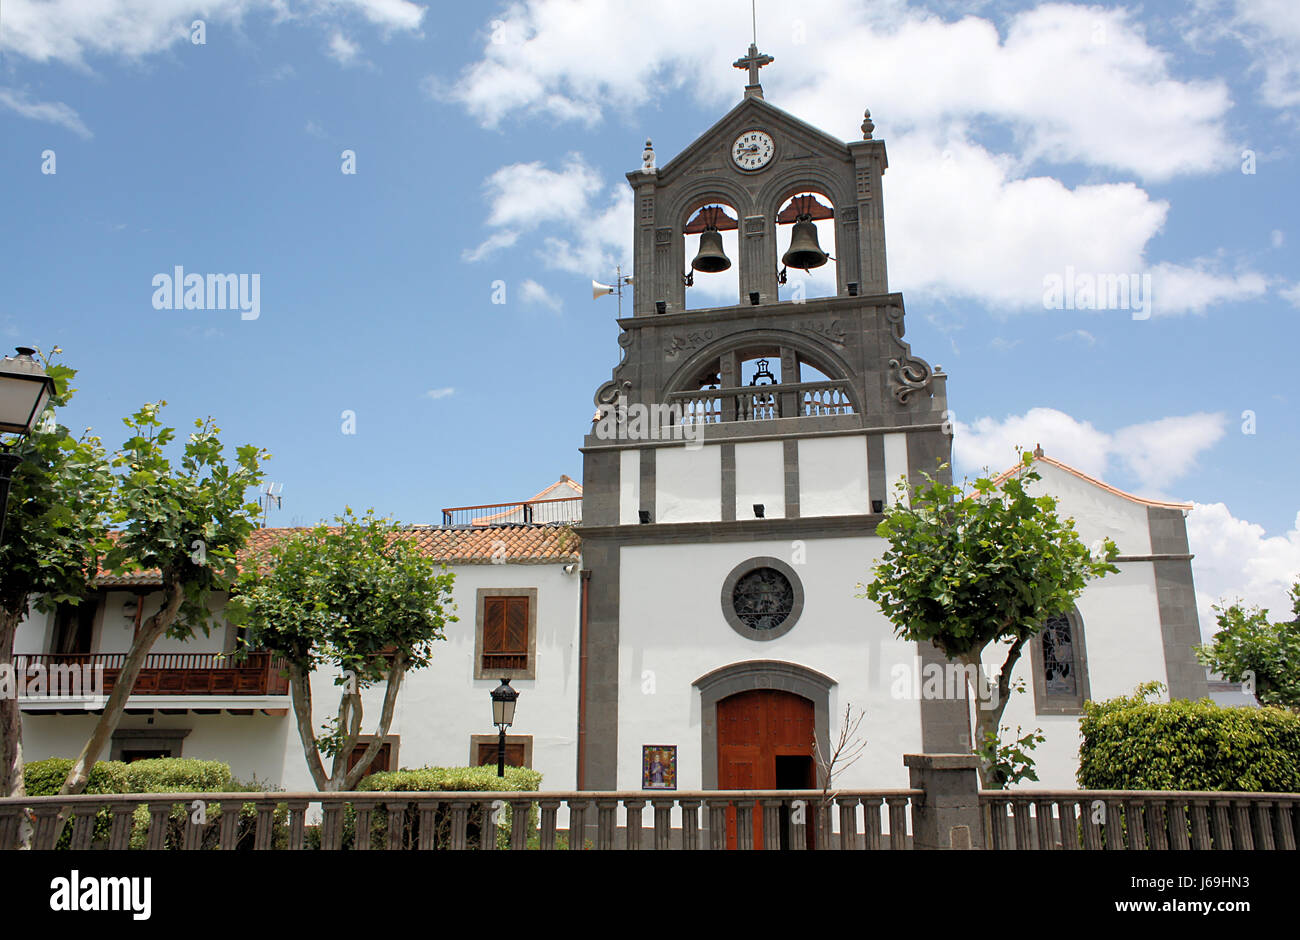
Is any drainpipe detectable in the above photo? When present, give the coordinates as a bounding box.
[577,568,591,790]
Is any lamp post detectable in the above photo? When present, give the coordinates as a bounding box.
[490,678,518,778]
[0,348,55,547]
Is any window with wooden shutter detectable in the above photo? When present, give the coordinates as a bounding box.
[474,588,538,679]
[482,595,529,671]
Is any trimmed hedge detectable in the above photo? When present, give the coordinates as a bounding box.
[317,765,543,850]
[1078,690,1300,792]
[22,757,284,850]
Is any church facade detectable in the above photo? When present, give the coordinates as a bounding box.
[12,49,1209,797]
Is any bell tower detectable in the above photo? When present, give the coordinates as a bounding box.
[574,44,955,790]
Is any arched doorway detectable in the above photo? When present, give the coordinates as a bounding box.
[717,689,816,849]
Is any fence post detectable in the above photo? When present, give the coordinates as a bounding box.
[904,753,984,850]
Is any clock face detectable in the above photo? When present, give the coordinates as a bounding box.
[732,130,775,171]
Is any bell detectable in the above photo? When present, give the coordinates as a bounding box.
[782,218,829,271]
[690,227,731,274]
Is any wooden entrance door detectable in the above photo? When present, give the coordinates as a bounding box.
[717,689,815,849]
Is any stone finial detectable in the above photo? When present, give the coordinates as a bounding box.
[861,109,875,140]
[642,138,656,172]
[1033,443,1044,458]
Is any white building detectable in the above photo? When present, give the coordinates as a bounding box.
[14,47,1210,802]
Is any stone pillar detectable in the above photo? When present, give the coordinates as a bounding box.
[904,753,984,850]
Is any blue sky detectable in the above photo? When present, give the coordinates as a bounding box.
[2,0,1298,628]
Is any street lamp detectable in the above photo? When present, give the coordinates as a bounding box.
[0,348,56,546]
[490,678,519,778]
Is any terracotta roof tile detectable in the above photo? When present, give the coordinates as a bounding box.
[990,452,1192,511]
[92,523,581,588]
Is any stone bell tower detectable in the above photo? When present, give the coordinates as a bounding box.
[574,45,959,791]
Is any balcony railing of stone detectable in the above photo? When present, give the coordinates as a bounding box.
[666,380,855,425]
[981,790,1300,850]
[13,651,289,697]
[0,789,920,851]
[440,497,582,527]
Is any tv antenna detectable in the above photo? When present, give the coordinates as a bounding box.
[259,482,283,527]
[592,265,634,318]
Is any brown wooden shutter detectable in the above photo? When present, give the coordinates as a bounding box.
[503,597,528,653]
[483,597,507,654]
[477,742,527,768]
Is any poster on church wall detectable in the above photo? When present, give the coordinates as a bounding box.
[642,745,677,790]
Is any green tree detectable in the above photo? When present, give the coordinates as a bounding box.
[0,354,115,798]
[1196,583,1300,708]
[864,454,1118,788]
[229,509,456,791]
[60,403,267,795]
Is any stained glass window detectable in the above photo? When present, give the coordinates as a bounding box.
[1042,613,1077,696]
[732,568,795,631]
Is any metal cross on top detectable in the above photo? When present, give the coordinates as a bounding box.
[734,42,774,89]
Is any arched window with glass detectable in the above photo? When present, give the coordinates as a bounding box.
[1031,608,1090,714]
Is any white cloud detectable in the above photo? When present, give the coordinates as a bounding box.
[1280,282,1300,308]
[444,1,1234,181]
[0,0,425,67]
[520,279,562,313]
[1188,503,1300,638]
[463,155,631,276]
[953,407,1227,493]
[0,87,92,137]
[1232,0,1300,108]
[327,31,361,65]
[1147,261,1269,316]
[1056,329,1095,346]
[1271,229,1285,248]
[424,387,454,399]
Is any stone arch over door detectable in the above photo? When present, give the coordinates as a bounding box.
[693,660,836,789]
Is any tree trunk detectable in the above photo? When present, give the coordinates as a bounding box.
[341,659,407,791]
[962,637,1029,790]
[59,582,184,795]
[0,606,26,799]
[288,664,329,791]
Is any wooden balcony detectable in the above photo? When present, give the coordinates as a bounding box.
[14,651,290,697]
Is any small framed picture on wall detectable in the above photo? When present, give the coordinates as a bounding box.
[642,745,677,790]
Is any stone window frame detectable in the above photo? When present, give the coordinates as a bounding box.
[349,734,399,775]
[473,588,539,681]
[692,660,835,790]
[1030,607,1091,715]
[110,728,190,761]
[469,734,534,769]
[720,556,805,641]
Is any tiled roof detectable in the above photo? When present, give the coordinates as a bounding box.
[991,451,1193,511]
[93,523,581,588]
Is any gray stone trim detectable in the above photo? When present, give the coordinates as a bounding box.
[720,443,736,522]
[1147,506,1191,555]
[1114,553,1194,563]
[582,421,950,453]
[473,588,539,681]
[905,427,952,488]
[1029,608,1091,716]
[783,439,800,519]
[638,448,655,523]
[917,642,971,753]
[1153,558,1212,701]
[866,433,886,512]
[692,660,836,790]
[469,734,533,769]
[618,290,906,330]
[110,727,191,760]
[1145,507,1210,701]
[578,538,620,789]
[576,513,880,544]
[719,556,805,641]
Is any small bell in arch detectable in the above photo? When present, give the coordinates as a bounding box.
[781,215,829,271]
[691,226,732,274]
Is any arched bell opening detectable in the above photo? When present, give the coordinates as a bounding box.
[774,192,838,304]
[682,203,741,310]
[664,340,857,425]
